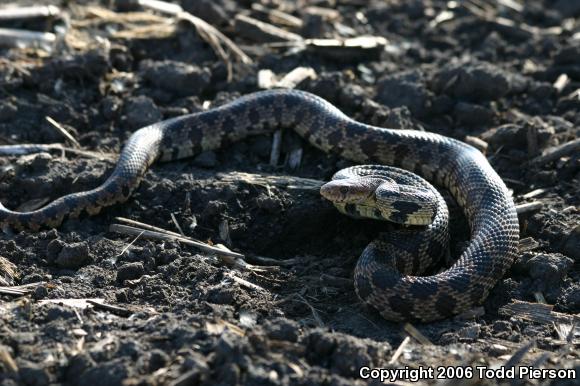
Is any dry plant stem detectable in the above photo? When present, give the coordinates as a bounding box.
[531,138,580,166]
[0,28,56,48]
[388,336,411,364]
[499,300,580,325]
[0,143,113,160]
[109,223,245,260]
[516,201,543,214]
[86,299,133,317]
[403,323,433,345]
[0,5,60,20]
[45,116,81,148]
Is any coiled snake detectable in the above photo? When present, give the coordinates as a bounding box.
[0,90,519,321]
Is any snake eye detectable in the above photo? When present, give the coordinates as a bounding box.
[340,186,349,195]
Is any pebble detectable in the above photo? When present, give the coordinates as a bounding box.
[206,285,235,305]
[433,61,510,101]
[55,242,91,269]
[44,304,77,322]
[376,70,432,117]
[65,353,96,381]
[140,60,211,97]
[513,252,574,286]
[116,262,145,282]
[489,343,509,356]
[147,349,170,371]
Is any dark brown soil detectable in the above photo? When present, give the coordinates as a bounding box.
[0,1,579,385]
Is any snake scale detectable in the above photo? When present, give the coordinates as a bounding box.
[0,89,519,321]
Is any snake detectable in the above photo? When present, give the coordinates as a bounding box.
[0,89,519,321]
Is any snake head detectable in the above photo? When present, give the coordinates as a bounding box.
[320,178,377,204]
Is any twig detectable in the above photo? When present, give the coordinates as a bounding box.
[251,3,303,29]
[245,254,297,267]
[0,256,18,287]
[269,130,282,166]
[0,5,61,20]
[0,28,56,49]
[320,274,353,289]
[0,282,44,296]
[499,300,580,325]
[388,336,411,364]
[0,143,114,160]
[521,188,548,199]
[234,14,303,43]
[45,116,81,148]
[516,201,543,215]
[403,323,433,345]
[109,223,244,259]
[518,237,540,253]
[0,349,18,372]
[503,340,535,369]
[170,213,185,236]
[217,171,324,191]
[86,299,133,317]
[227,273,268,293]
[531,138,580,166]
[464,136,488,153]
[296,294,325,327]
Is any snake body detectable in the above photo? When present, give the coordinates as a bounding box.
[0,89,519,321]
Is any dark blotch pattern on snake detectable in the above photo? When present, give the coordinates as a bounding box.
[0,90,520,321]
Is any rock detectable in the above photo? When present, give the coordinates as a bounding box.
[30,153,52,171]
[560,285,580,312]
[140,60,211,97]
[206,285,235,305]
[124,96,162,129]
[489,344,509,356]
[376,70,432,117]
[513,252,574,287]
[46,239,65,263]
[32,285,49,299]
[433,61,510,101]
[148,349,170,371]
[44,304,77,321]
[65,353,96,381]
[492,320,512,333]
[116,262,145,282]
[55,242,91,269]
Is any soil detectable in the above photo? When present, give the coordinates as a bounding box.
[0,1,579,385]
